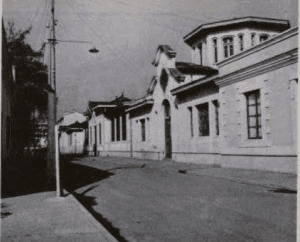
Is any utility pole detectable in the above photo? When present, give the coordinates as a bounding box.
[47,0,63,197]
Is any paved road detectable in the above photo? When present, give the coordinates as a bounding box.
[63,156,296,242]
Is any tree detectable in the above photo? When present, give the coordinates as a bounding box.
[5,22,49,157]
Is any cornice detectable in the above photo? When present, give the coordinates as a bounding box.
[215,48,298,87]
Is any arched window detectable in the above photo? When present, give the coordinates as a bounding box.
[213,38,218,63]
[223,37,234,58]
[238,34,244,51]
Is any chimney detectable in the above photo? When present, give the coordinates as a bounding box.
[12,65,16,82]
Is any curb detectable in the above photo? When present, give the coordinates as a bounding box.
[66,191,119,242]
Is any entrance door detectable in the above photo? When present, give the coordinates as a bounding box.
[163,100,172,159]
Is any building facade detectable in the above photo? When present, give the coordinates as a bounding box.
[86,17,297,173]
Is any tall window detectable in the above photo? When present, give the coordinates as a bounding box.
[141,119,146,141]
[188,107,193,137]
[116,116,120,141]
[122,113,127,140]
[198,43,203,65]
[213,100,219,136]
[245,90,262,139]
[238,35,243,51]
[197,103,209,136]
[68,133,72,146]
[251,33,256,46]
[89,127,92,145]
[223,37,234,58]
[99,124,102,144]
[111,118,115,141]
[260,34,269,43]
[213,39,218,63]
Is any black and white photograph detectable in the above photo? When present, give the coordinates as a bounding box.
[1,0,298,241]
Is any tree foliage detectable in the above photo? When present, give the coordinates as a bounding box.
[6,22,49,155]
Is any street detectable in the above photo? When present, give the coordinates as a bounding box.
[62,156,296,242]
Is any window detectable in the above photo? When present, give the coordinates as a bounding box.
[245,90,262,139]
[198,43,203,65]
[251,33,256,46]
[238,35,243,51]
[122,113,127,140]
[197,103,209,136]
[141,119,146,141]
[223,37,234,58]
[259,34,269,42]
[116,116,120,141]
[213,100,219,136]
[68,133,72,146]
[188,107,193,137]
[213,39,218,63]
[99,124,102,144]
[111,118,115,141]
[89,127,92,145]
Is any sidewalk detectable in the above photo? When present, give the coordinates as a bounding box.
[1,191,118,242]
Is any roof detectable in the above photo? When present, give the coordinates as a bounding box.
[59,121,88,132]
[152,45,177,67]
[89,94,132,110]
[184,16,290,46]
[175,62,218,75]
[156,45,176,58]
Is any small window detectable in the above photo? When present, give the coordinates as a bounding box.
[141,119,146,141]
[260,34,269,43]
[245,90,262,139]
[188,107,193,137]
[213,39,218,63]
[68,133,72,146]
[251,33,256,46]
[197,103,209,136]
[223,37,234,58]
[238,35,243,51]
[213,100,219,136]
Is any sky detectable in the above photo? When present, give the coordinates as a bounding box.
[2,0,298,118]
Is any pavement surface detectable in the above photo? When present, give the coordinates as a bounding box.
[1,156,297,242]
[63,156,297,242]
[1,191,118,242]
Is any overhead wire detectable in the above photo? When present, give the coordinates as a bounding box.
[64,0,148,82]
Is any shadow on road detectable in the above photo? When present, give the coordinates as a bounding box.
[62,156,130,242]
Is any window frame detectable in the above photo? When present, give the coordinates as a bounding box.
[140,119,146,142]
[188,107,194,137]
[245,90,262,139]
[238,34,244,51]
[196,103,210,137]
[223,36,234,58]
[213,38,218,63]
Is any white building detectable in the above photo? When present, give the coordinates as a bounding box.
[87,17,297,173]
[58,112,87,155]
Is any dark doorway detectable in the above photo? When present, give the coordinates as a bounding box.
[163,100,172,159]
